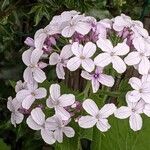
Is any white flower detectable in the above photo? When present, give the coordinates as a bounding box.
[26,108,56,145]
[46,115,75,143]
[94,38,129,73]
[15,80,28,93]
[81,67,114,93]
[49,44,73,79]
[46,84,75,120]
[78,99,116,132]
[67,42,96,72]
[22,49,46,83]
[126,77,150,103]
[124,37,150,75]
[61,15,91,37]
[7,97,24,127]
[16,82,47,109]
[113,14,132,32]
[114,100,145,131]
[143,103,150,117]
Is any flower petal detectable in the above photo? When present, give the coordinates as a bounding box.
[63,127,75,138]
[22,49,32,66]
[26,116,41,130]
[41,129,56,145]
[126,91,141,103]
[58,94,75,107]
[23,67,33,83]
[62,26,75,37]
[82,58,95,72]
[114,106,131,119]
[22,95,35,109]
[112,56,126,73]
[81,70,92,80]
[94,53,111,67]
[67,57,81,71]
[60,44,73,59]
[99,104,116,118]
[96,119,111,132]
[33,68,46,83]
[128,77,142,90]
[124,52,141,65]
[96,38,113,52]
[34,88,47,99]
[78,115,97,128]
[54,129,63,143]
[91,78,100,93]
[71,42,83,57]
[143,104,150,117]
[56,63,65,79]
[129,114,142,131]
[49,53,60,65]
[82,99,99,116]
[55,107,70,120]
[50,84,60,100]
[98,74,114,87]
[83,42,96,58]
[31,108,45,125]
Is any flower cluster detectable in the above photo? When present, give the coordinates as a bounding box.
[7,11,150,144]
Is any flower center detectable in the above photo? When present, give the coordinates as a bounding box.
[110,52,114,56]
[93,73,99,79]
[131,108,136,112]
[31,92,35,96]
[80,55,85,60]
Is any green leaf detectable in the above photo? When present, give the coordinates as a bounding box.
[1,0,9,11]
[0,138,10,150]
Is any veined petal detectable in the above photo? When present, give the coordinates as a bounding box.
[94,53,111,67]
[141,93,150,104]
[31,108,45,125]
[16,89,30,101]
[112,56,126,73]
[60,44,73,59]
[26,116,42,130]
[82,58,95,72]
[99,104,116,118]
[138,57,150,75]
[49,53,60,65]
[67,57,81,71]
[98,74,114,87]
[63,127,75,138]
[71,42,83,57]
[124,52,141,65]
[78,115,97,128]
[62,26,75,37]
[41,129,56,145]
[96,119,111,132]
[50,84,60,100]
[22,95,35,109]
[82,99,99,116]
[114,106,131,119]
[33,67,46,83]
[129,114,142,131]
[126,91,141,103]
[23,67,33,83]
[81,70,92,80]
[91,78,100,93]
[56,63,65,79]
[55,107,70,120]
[54,129,63,143]
[129,77,142,90]
[96,37,113,52]
[34,88,47,99]
[31,49,43,65]
[58,94,75,107]
[113,42,129,56]
[22,49,32,66]
[83,42,96,58]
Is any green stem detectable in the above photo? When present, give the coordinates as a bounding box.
[83,81,91,99]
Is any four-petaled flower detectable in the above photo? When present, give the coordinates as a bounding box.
[78,99,116,132]
[81,67,114,93]
[46,84,75,120]
[94,37,129,73]
[67,42,96,72]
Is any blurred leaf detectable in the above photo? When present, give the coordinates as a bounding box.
[0,138,10,150]
[9,80,16,89]
[1,0,9,11]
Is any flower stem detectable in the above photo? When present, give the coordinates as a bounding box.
[83,81,91,99]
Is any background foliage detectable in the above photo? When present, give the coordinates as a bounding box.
[0,0,150,149]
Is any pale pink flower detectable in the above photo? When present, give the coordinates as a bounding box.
[124,37,150,75]
[16,82,47,109]
[26,108,56,145]
[126,77,150,103]
[49,44,73,79]
[7,97,24,127]
[22,49,46,83]
[78,99,116,132]
[114,100,145,131]
[61,15,92,37]
[46,84,75,120]
[81,67,114,93]
[24,37,34,47]
[94,38,129,73]
[46,115,75,143]
[67,42,96,72]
